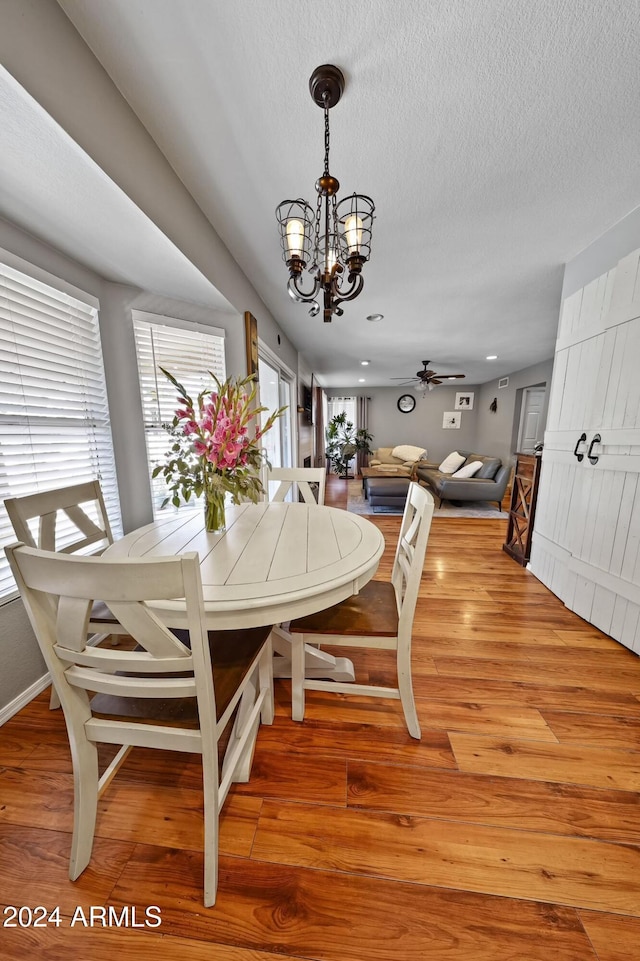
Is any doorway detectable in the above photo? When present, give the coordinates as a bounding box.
[517,386,546,452]
[258,347,295,497]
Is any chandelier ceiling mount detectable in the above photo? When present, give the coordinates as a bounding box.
[276,64,374,323]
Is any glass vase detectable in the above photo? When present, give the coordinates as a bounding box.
[204,490,226,533]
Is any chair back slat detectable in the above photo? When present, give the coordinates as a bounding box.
[392,483,434,627]
[264,467,326,505]
[39,512,57,551]
[5,481,113,556]
[65,666,197,700]
[55,645,195,674]
[104,601,192,658]
[56,596,93,652]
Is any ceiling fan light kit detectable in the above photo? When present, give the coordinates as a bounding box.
[275,65,374,324]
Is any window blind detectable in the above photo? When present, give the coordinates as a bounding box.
[0,262,122,601]
[132,316,226,515]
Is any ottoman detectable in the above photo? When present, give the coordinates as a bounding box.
[364,476,411,512]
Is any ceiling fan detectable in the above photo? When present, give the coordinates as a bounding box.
[391,360,466,391]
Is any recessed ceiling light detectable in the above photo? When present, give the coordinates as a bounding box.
[486,355,498,360]
[360,360,370,366]
[366,313,383,322]
[358,378,366,382]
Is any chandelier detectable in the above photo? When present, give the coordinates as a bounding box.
[276,64,374,323]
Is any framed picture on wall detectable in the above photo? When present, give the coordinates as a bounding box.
[443,411,461,429]
[454,391,474,410]
[244,311,259,380]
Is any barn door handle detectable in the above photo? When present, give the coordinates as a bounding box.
[573,432,587,461]
[587,433,601,465]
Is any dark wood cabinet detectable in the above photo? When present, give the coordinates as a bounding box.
[503,453,542,566]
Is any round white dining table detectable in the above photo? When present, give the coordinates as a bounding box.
[104,502,384,679]
[105,501,384,680]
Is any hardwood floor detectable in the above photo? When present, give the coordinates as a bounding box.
[1,475,639,959]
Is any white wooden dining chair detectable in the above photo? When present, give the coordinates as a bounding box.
[5,543,274,908]
[262,466,327,670]
[4,481,126,708]
[263,466,326,505]
[288,482,434,739]
[4,480,126,635]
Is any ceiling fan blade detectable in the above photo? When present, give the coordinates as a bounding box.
[430,378,443,385]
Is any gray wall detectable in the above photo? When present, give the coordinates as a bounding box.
[327,357,555,469]
[0,232,294,714]
[325,385,481,464]
[0,1,303,714]
[474,359,555,468]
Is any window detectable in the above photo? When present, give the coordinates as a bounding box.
[0,261,121,601]
[327,395,357,424]
[326,395,357,475]
[132,312,226,515]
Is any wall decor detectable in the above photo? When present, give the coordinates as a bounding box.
[443,411,461,429]
[489,397,498,412]
[397,393,416,413]
[454,391,474,410]
[498,376,509,389]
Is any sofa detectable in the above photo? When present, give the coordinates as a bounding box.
[367,445,428,477]
[414,450,510,510]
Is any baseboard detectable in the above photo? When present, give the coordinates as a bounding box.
[0,631,114,726]
[0,672,51,725]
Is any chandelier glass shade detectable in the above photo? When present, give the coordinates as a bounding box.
[276,65,374,323]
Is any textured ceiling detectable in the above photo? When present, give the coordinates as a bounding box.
[19,1,640,384]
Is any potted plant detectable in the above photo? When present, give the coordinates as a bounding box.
[325,412,373,479]
[153,369,284,531]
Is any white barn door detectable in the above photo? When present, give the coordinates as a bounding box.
[529,247,640,654]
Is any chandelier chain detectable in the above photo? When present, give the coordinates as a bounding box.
[323,99,331,176]
[313,190,322,270]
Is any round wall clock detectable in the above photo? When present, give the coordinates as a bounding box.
[397,394,416,413]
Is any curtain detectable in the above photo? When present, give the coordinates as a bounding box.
[313,385,326,470]
[356,395,370,475]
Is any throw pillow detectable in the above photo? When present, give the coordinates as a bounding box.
[452,460,483,478]
[438,451,466,473]
[392,444,426,462]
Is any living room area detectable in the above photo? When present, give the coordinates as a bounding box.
[315,355,551,519]
[1,2,640,958]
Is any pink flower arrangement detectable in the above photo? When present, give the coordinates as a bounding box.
[153,368,284,513]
